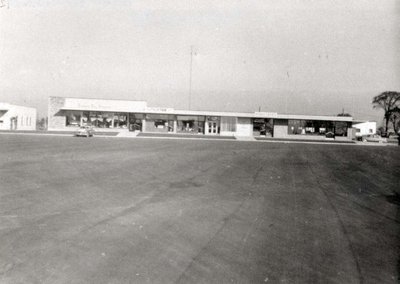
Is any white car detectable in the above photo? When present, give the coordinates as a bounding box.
[362,134,387,143]
[74,126,95,137]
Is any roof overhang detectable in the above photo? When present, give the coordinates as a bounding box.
[276,114,353,122]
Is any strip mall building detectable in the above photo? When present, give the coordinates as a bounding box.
[48,96,353,140]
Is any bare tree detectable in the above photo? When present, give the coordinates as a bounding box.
[372,91,400,134]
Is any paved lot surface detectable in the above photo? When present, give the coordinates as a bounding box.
[0,134,399,284]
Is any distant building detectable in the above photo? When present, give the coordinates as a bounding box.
[352,121,376,136]
[48,96,354,140]
[0,103,37,131]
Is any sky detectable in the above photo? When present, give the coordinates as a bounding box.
[1,0,399,124]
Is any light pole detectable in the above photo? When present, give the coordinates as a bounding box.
[189,45,193,110]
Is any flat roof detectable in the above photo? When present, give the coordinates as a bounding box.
[53,97,353,122]
[276,114,352,122]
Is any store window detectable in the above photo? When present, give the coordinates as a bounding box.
[129,113,144,131]
[145,114,175,132]
[66,111,82,127]
[113,113,128,128]
[288,120,335,135]
[177,115,205,134]
[220,117,236,133]
[253,118,273,136]
[89,112,114,128]
[334,121,350,136]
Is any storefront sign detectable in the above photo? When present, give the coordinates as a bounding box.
[254,112,278,118]
[146,107,174,113]
[63,98,147,112]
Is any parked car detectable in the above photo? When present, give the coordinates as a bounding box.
[74,126,95,137]
[325,132,335,139]
[362,134,387,143]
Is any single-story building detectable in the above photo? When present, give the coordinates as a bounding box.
[48,96,353,140]
[352,121,376,136]
[0,103,37,131]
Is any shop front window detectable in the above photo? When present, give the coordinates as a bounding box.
[85,112,114,128]
[253,118,273,136]
[220,117,236,133]
[80,112,125,128]
[334,121,349,136]
[129,113,144,131]
[66,111,82,127]
[145,114,175,132]
[177,115,205,134]
[288,120,335,135]
[114,114,127,128]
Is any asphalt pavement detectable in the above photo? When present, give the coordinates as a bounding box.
[0,134,399,283]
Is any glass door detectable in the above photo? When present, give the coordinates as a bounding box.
[207,121,219,134]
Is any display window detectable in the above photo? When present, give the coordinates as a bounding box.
[65,111,82,127]
[253,118,273,136]
[129,113,144,131]
[113,113,127,128]
[288,120,335,135]
[145,114,175,132]
[220,117,236,133]
[176,115,205,134]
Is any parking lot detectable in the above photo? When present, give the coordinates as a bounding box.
[0,134,399,283]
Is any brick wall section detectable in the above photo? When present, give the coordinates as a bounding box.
[48,97,66,130]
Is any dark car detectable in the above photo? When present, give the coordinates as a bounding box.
[325,132,335,139]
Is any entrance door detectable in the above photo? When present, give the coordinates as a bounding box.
[208,121,218,134]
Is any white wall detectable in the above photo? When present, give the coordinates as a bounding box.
[0,103,37,130]
[235,118,252,136]
[353,121,376,136]
[273,119,289,138]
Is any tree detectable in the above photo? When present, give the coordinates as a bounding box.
[372,91,400,134]
[36,117,47,130]
[389,106,400,134]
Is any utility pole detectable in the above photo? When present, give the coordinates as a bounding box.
[189,45,193,110]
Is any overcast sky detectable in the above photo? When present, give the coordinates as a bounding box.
[1,0,399,123]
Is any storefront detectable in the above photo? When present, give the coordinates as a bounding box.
[48,96,354,140]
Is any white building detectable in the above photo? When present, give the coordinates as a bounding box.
[0,103,37,131]
[352,121,376,136]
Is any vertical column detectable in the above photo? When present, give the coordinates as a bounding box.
[173,120,177,133]
[141,118,146,132]
[127,113,130,131]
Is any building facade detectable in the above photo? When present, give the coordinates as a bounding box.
[48,96,353,140]
[352,121,376,136]
[0,103,37,131]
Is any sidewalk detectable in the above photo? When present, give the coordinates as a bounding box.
[1,130,398,146]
